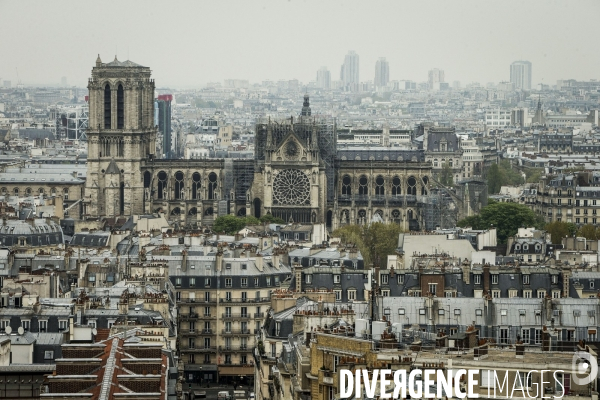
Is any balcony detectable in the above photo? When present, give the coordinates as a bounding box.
[222,313,251,319]
[254,312,265,319]
[219,297,270,304]
[180,313,199,320]
[182,346,218,353]
[180,329,197,335]
[180,297,217,304]
[218,345,251,352]
[221,329,252,335]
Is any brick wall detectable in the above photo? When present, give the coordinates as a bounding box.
[48,380,95,393]
[120,379,160,393]
[125,347,162,358]
[122,363,162,375]
[61,348,104,359]
[56,363,100,375]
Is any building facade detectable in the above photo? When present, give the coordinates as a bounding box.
[84,57,434,231]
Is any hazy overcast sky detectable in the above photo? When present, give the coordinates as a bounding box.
[0,0,598,88]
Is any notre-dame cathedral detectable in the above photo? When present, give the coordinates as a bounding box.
[84,57,432,231]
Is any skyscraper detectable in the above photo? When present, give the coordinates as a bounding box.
[341,51,359,88]
[155,94,173,158]
[510,60,532,90]
[316,67,331,89]
[374,57,389,88]
[428,68,445,90]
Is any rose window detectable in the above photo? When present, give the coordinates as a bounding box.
[272,169,310,205]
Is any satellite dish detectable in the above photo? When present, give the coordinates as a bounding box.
[92,328,97,336]
[4,326,12,334]
[28,299,34,306]
[17,327,24,335]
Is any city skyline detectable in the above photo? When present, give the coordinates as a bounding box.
[0,0,599,88]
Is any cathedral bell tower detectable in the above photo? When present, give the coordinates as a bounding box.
[84,55,157,217]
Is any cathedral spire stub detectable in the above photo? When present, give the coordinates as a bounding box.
[96,54,102,67]
[301,94,311,116]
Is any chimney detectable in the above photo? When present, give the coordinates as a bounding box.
[483,264,491,293]
[255,254,264,272]
[272,250,280,270]
[215,249,223,272]
[349,248,358,260]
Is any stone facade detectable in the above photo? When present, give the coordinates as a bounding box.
[85,59,434,230]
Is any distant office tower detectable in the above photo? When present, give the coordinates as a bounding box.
[428,68,445,90]
[452,81,461,89]
[61,77,68,87]
[316,67,331,89]
[155,94,173,158]
[341,51,359,88]
[510,60,532,90]
[374,57,389,88]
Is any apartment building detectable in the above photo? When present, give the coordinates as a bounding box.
[536,172,600,225]
[171,248,291,384]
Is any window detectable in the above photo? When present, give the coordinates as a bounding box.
[188,338,195,349]
[241,292,247,302]
[552,275,558,285]
[205,278,211,287]
[305,275,312,284]
[175,277,182,287]
[454,309,461,315]
[475,309,483,316]
[381,290,389,296]
[242,263,247,270]
[380,274,389,284]
[492,290,501,298]
[334,290,341,301]
[491,274,498,284]
[44,350,54,360]
[591,281,595,289]
[398,308,405,315]
[225,307,231,318]
[225,278,232,288]
[397,274,404,284]
[419,308,426,315]
[21,320,30,331]
[439,309,445,315]
[535,329,542,344]
[204,292,211,302]
[189,278,195,287]
[225,292,232,301]
[474,274,481,284]
[524,290,532,299]
[266,277,271,286]
[204,306,211,316]
[521,329,530,344]
[509,289,518,298]
[537,290,546,298]
[241,278,248,287]
[347,289,356,301]
[428,283,437,295]
[334,275,340,284]
[225,322,231,333]
[39,320,47,332]
[523,275,530,285]
[254,277,259,286]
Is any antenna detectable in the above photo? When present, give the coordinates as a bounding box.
[18,327,24,335]
[4,326,12,335]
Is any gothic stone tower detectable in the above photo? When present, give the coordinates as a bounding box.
[84,55,156,217]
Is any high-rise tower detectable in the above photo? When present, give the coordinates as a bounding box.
[84,55,157,217]
[374,57,389,88]
[510,60,532,90]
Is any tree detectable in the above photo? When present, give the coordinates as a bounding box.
[486,161,525,194]
[486,163,503,194]
[545,221,577,244]
[439,162,453,187]
[212,215,259,235]
[525,168,543,183]
[577,224,600,240]
[259,214,285,224]
[333,222,403,268]
[457,202,543,244]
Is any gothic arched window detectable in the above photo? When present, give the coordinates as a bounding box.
[392,176,401,196]
[407,176,417,195]
[192,172,201,199]
[375,175,385,195]
[358,175,368,195]
[157,171,168,199]
[117,84,124,129]
[174,171,184,200]
[341,175,351,196]
[104,84,111,129]
[208,172,218,200]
